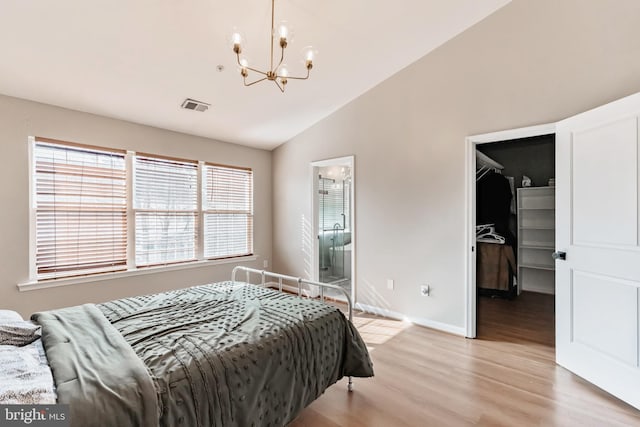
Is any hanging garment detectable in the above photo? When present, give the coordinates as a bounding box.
[477,171,512,236]
[507,176,516,215]
[477,243,516,291]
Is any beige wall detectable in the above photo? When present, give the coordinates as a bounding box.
[272,0,640,330]
[0,95,271,317]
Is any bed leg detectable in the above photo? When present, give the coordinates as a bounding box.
[348,376,353,392]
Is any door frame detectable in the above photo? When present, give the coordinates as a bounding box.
[310,156,356,304]
[464,123,556,338]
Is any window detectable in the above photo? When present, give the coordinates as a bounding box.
[33,140,127,280]
[204,164,253,258]
[134,155,198,266]
[31,138,254,281]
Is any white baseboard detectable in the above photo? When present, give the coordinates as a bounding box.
[355,303,466,337]
[261,282,465,337]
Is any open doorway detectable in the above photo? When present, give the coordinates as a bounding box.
[476,134,556,344]
[311,156,355,303]
[465,124,556,341]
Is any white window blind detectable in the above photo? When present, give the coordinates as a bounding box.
[134,155,198,266]
[204,164,253,259]
[34,140,127,279]
[31,139,255,283]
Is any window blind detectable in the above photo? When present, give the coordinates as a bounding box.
[203,164,253,258]
[34,140,127,279]
[134,155,198,266]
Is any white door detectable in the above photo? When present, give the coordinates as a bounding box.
[556,92,640,409]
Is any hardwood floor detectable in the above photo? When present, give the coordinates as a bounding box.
[290,292,640,426]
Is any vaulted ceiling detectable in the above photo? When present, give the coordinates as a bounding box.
[0,0,511,149]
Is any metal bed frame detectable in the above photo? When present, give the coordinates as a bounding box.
[231,266,354,391]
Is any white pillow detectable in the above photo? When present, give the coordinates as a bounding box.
[0,310,23,323]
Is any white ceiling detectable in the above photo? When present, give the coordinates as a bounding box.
[0,0,510,150]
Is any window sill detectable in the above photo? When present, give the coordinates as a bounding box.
[17,256,258,292]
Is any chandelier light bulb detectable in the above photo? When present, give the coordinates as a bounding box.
[277,22,289,40]
[231,32,243,53]
[302,46,317,69]
[239,58,249,77]
[305,50,314,62]
[279,65,289,87]
[277,21,290,48]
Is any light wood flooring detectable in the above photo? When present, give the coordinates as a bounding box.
[290,292,640,426]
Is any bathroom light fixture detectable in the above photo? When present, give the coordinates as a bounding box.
[231,0,316,93]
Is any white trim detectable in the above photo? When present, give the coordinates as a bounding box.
[126,151,136,268]
[464,136,476,338]
[311,155,354,168]
[311,163,319,286]
[18,255,257,292]
[465,122,557,338]
[196,161,205,260]
[310,156,356,305]
[351,158,356,304]
[355,303,466,336]
[28,137,37,281]
[469,123,557,144]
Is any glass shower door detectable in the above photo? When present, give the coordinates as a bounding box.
[318,175,347,284]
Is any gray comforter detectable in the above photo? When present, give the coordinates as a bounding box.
[32,282,373,427]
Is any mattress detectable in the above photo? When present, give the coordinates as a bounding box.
[32,281,373,427]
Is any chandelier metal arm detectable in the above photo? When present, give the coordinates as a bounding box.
[274,46,285,73]
[282,68,311,80]
[246,66,269,76]
[244,76,268,87]
[273,79,285,93]
[236,53,269,76]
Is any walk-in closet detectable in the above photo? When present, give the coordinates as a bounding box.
[475,134,555,339]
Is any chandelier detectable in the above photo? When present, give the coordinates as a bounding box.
[231,0,316,93]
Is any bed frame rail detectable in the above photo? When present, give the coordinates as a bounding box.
[231,266,355,391]
[231,266,353,322]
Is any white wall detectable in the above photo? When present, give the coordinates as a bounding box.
[0,95,271,317]
[272,0,640,330]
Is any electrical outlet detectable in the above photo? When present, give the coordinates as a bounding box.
[420,285,430,296]
[263,259,269,269]
[387,279,394,290]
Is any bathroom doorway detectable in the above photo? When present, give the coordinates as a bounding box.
[311,156,355,303]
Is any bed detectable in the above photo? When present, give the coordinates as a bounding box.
[3,267,374,427]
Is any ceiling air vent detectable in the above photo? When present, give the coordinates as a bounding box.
[181,98,210,112]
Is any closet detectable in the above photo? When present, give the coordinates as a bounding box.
[475,134,555,298]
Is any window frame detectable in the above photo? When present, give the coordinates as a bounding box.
[133,153,200,268]
[202,162,254,260]
[25,137,255,288]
